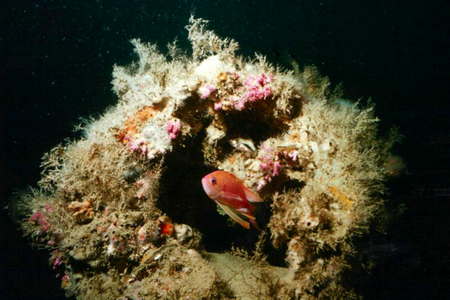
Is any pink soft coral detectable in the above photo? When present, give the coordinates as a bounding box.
[234,73,273,110]
[198,84,217,99]
[166,119,181,140]
[259,144,282,176]
[29,211,50,232]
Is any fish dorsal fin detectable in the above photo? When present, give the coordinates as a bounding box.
[244,186,264,203]
[217,203,250,229]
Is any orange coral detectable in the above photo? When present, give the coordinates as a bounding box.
[67,199,94,221]
[115,106,158,143]
[158,216,174,236]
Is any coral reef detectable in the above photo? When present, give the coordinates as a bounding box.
[16,17,398,299]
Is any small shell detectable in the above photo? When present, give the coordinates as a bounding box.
[174,224,193,244]
[229,138,256,152]
[206,124,226,143]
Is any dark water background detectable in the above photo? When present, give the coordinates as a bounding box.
[2,0,449,299]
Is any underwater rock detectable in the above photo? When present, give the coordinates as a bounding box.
[16,17,399,299]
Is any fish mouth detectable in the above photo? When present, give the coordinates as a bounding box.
[201,176,211,194]
[201,176,217,199]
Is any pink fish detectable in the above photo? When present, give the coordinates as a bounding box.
[201,170,263,229]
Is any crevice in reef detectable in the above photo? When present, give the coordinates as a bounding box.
[265,241,288,267]
[156,132,289,268]
[157,133,261,253]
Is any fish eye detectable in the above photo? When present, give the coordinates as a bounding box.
[211,177,217,185]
